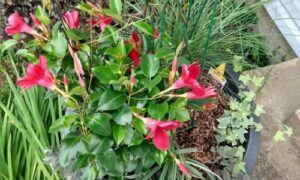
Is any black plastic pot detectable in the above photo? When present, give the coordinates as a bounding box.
[223,66,261,177]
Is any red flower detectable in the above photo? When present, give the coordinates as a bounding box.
[135,114,181,150]
[30,13,42,28]
[5,13,35,35]
[185,85,216,99]
[169,58,177,84]
[154,27,160,40]
[89,14,112,32]
[68,46,85,86]
[17,55,56,89]
[171,62,200,91]
[175,159,191,177]
[126,31,142,68]
[64,11,80,29]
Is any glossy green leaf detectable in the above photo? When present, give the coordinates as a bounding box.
[110,0,122,16]
[50,32,67,58]
[133,21,154,36]
[155,47,175,61]
[143,76,162,92]
[16,49,37,62]
[69,86,86,96]
[93,66,118,84]
[1,39,17,53]
[114,40,127,61]
[76,2,92,14]
[92,137,113,154]
[72,154,92,172]
[148,101,168,120]
[35,6,51,25]
[113,104,132,125]
[66,29,88,41]
[98,149,124,176]
[141,54,159,77]
[98,90,126,111]
[113,125,125,146]
[87,113,112,136]
[133,119,147,134]
[49,114,78,133]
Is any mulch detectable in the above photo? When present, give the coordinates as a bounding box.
[175,77,230,171]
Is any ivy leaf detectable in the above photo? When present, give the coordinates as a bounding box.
[284,125,293,137]
[141,54,160,77]
[98,90,126,111]
[254,104,265,116]
[252,76,264,87]
[273,131,286,142]
[239,74,251,85]
[233,162,246,175]
[244,91,255,102]
[254,123,263,132]
[113,125,126,146]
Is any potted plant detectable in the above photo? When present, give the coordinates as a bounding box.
[3,0,263,179]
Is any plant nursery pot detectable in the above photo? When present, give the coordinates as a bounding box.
[222,66,261,178]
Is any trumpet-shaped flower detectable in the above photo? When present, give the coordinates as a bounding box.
[30,13,42,28]
[175,159,191,177]
[184,85,216,99]
[64,11,80,29]
[171,62,200,91]
[68,46,85,86]
[17,55,56,89]
[126,31,142,68]
[5,13,35,35]
[135,115,181,150]
[89,14,112,31]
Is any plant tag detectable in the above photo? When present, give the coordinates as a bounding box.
[208,63,227,89]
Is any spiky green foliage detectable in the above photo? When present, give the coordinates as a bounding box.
[0,55,61,180]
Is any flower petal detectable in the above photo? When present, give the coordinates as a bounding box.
[152,127,170,150]
[157,121,181,131]
[17,76,37,89]
[188,62,200,80]
[128,49,140,68]
[176,160,191,177]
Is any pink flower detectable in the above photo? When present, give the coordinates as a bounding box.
[171,62,200,91]
[175,159,191,177]
[63,11,80,29]
[5,13,35,35]
[130,75,135,90]
[89,14,112,31]
[169,58,177,84]
[184,85,216,99]
[68,46,85,86]
[135,115,181,150]
[30,13,42,28]
[17,55,56,89]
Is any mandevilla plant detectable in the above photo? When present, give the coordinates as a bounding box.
[4,1,217,179]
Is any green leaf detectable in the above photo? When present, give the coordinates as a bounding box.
[153,150,165,165]
[113,104,133,125]
[148,101,168,120]
[16,49,37,62]
[35,6,51,25]
[143,76,162,92]
[141,54,159,77]
[169,98,190,122]
[50,32,67,58]
[239,74,251,85]
[113,125,126,145]
[49,114,78,133]
[133,21,154,36]
[87,113,112,136]
[80,44,91,56]
[123,127,135,145]
[1,39,17,53]
[273,131,286,142]
[254,104,265,116]
[98,149,124,176]
[155,47,175,61]
[252,76,264,87]
[133,118,147,134]
[254,123,263,132]
[66,29,88,41]
[76,2,92,14]
[92,137,113,154]
[72,154,91,172]
[114,40,127,61]
[233,162,246,175]
[98,90,126,111]
[93,65,119,84]
[244,91,255,102]
[110,0,122,16]
[284,125,293,137]
[102,25,120,43]
[69,86,86,96]
[82,165,97,180]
